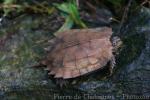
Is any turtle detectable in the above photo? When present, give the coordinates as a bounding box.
[35,27,122,87]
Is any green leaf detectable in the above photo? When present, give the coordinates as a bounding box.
[53,1,87,29]
[56,16,74,34]
[3,0,16,16]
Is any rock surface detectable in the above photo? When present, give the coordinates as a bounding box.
[0,7,149,99]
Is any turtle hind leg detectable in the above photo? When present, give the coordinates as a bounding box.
[56,78,69,88]
[108,56,116,76]
[31,59,48,68]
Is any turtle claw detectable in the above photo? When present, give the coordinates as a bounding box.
[56,79,69,88]
[108,56,116,76]
[44,46,53,52]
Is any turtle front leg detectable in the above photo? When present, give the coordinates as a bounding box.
[109,56,116,76]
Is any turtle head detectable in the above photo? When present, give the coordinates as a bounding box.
[111,36,122,54]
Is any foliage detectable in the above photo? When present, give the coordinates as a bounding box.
[0,0,149,30]
[3,0,17,16]
[54,1,86,32]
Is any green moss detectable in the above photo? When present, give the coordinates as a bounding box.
[117,34,146,68]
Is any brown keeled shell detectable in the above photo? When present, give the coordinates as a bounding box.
[43,27,113,79]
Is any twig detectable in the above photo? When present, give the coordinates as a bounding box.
[85,1,96,12]
[0,4,21,9]
[140,0,150,7]
[0,3,55,15]
[117,0,133,34]
[76,0,79,7]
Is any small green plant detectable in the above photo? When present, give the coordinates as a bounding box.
[3,0,17,16]
[54,0,86,32]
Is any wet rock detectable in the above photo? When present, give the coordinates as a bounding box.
[114,7,150,95]
[0,7,150,99]
[80,8,112,27]
[0,13,63,99]
[78,7,150,99]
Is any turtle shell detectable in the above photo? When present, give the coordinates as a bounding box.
[43,27,113,79]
